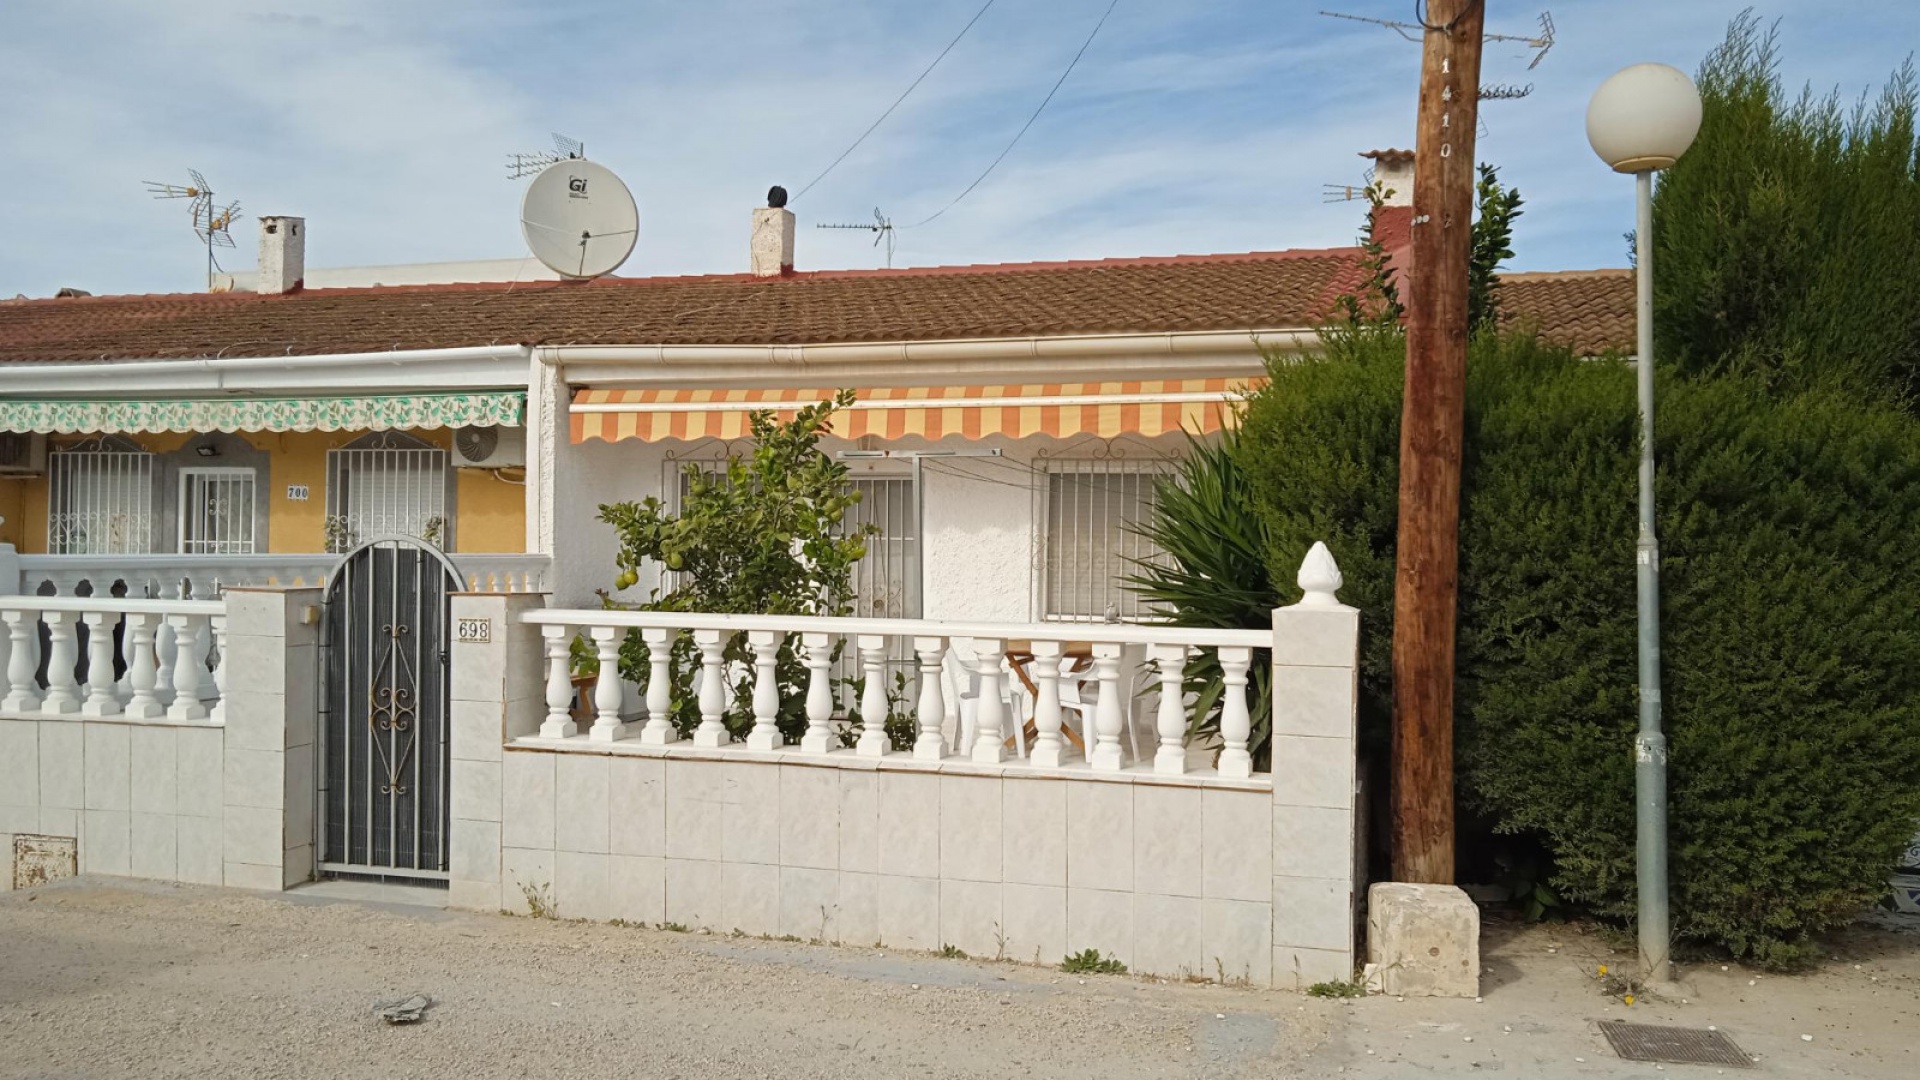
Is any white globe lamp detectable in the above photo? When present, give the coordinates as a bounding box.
[1586,62,1703,173]
[1587,59,1703,992]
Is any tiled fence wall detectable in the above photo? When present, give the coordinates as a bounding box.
[1,589,319,892]
[445,593,1364,989]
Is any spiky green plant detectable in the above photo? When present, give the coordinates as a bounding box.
[1124,427,1276,769]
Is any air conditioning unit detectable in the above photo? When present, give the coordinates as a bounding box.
[0,433,47,476]
[451,425,526,469]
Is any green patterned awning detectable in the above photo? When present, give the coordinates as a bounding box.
[0,392,525,434]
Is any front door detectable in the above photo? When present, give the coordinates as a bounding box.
[319,537,461,880]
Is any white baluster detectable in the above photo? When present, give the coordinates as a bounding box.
[691,628,728,747]
[1216,647,1255,779]
[0,608,39,713]
[540,625,577,739]
[194,614,219,703]
[745,630,783,750]
[854,634,891,757]
[970,637,1006,764]
[207,614,229,724]
[589,626,626,742]
[40,611,82,715]
[80,611,122,718]
[153,591,178,705]
[165,614,208,721]
[122,613,164,720]
[1088,642,1125,771]
[1149,643,1189,776]
[799,631,835,753]
[912,635,946,761]
[1029,640,1066,768]
[638,627,677,746]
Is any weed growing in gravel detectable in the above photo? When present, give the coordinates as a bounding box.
[659,922,689,933]
[1306,978,1367,999]
[1060,949,1126,975]
[939,944,968,959]
[520,881,556,919]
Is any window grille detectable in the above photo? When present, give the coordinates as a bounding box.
[178,467,258,554]
[47,439,156,555]
[1038,460,1172,621]
[844,476,920,620]
[325,436,450,552]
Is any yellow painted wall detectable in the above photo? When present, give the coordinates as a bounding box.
[4,430,525,554]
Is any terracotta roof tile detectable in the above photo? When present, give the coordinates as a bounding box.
[0,251,1633,363]
[1498,269,1635,355]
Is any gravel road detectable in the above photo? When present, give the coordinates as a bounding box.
[2,878,1915,1079]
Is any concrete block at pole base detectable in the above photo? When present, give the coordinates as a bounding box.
[1367,882,1480,998]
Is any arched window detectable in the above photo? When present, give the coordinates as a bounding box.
[47,435,157,554]
[324,432,452,552]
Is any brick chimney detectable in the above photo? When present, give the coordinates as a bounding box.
[1359,149,1415,297]
[257,216,305,295]
[751,185,795,277]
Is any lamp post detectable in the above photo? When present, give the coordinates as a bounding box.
[1586,62,1702,986]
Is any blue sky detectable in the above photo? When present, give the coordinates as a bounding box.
[2,1,1914,297]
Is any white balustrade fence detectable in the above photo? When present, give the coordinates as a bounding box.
[521,609,1269,780]
[10,551,551,600]
[0,596,229,723]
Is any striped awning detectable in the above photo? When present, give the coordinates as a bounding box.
[0,391,526,435]
[569,380,1260,443]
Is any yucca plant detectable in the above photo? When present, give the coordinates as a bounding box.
[1124,428,1277,768]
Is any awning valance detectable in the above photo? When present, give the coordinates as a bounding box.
[0,392,525,435]
[570,380,1260,444]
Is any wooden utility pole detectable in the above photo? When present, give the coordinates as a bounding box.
[1391,0,1485,884]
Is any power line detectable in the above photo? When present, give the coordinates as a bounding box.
[902,0,1122,230]
[793,0,999,204]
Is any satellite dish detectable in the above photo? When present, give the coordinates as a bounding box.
[519,159,638,279]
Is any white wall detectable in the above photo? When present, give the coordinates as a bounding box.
[544,430,1194,621]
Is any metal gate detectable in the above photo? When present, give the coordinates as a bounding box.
[319,536,462,880]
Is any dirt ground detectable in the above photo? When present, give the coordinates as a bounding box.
[0,878,1914,1079]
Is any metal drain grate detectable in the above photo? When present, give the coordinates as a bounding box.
[1598,1021,1754,1068]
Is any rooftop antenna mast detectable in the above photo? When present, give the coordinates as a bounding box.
[507,132,586,179]
[817,208,896,268]
[143,169,241,289]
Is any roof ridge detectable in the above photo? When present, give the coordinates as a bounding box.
[1502,268,1632,281]
[2,247,1369,306]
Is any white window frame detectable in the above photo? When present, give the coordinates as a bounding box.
[1035,457,1174,622]
[47,436,156,555]
[176,466,259,555]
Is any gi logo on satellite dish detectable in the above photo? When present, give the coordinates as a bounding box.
[568,175,588,198]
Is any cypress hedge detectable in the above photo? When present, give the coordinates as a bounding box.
[1238,325,1920,965]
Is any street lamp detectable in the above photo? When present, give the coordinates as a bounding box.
[1586,62,1702,987]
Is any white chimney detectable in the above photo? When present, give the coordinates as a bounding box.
[1361,148,1415,207]
[257,215,306,294]
[750,186,794,277]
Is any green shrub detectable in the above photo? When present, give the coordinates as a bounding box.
[1237,326,1920,963]
[1653,12,1920,403]
[1060,948,1126,975]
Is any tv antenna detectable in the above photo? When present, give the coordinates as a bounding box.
[143,169,242,288]
[817,207,896,268]
[507,132,586,180]
[1319,9,1555,70]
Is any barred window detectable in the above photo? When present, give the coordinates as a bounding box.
[1039,461,1171,621]
[48,436,156,555]
[178,467,258,555]
[325,433,450,552]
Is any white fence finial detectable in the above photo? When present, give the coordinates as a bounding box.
[1295,541,1344,607]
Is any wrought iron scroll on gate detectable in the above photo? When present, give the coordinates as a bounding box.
[320,537,461,879]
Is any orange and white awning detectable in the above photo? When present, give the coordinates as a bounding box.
[569,380,1261,444]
